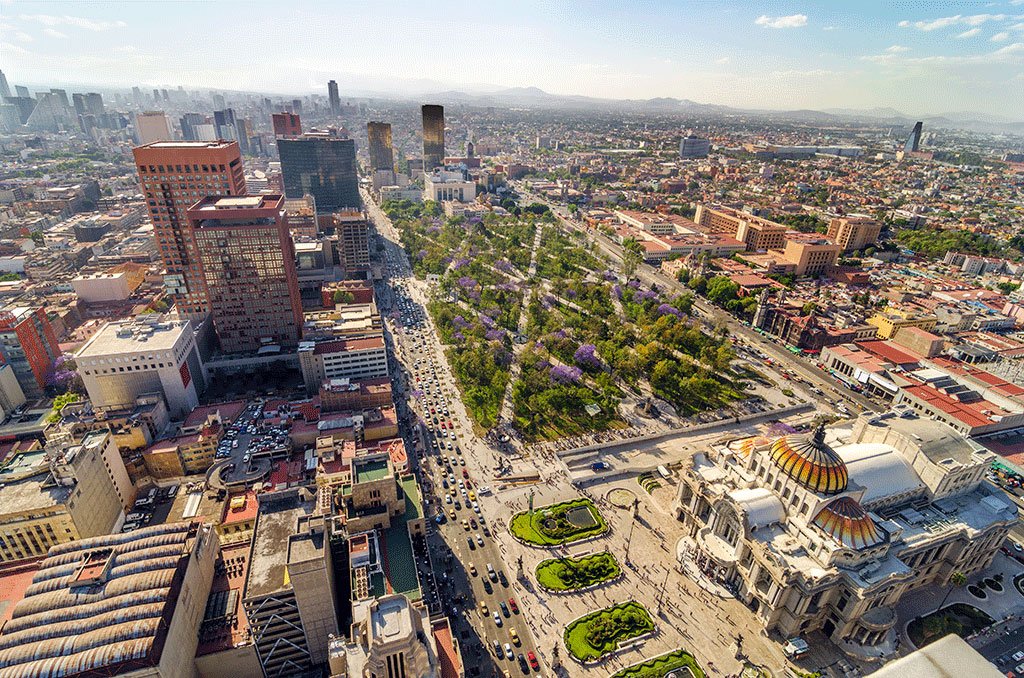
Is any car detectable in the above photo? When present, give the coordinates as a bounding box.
[469,564,477,576]
[445,494,452,504]
[493,641,503,657]
[527,652,539,671]
[468,491,477,501]
[504,644,514,660]
[467,537,475,550]
[482,579,493,594]
[447,509,456,520]
[783,638,809,658]
[498,570,508,587]
[476,534,484,547]
[509,628,520,645]
[518,654,528,673]
[1014,651,1024,662]
[499,601,510,617]
[1016,663,1024,675]
[591,461,611,471]
[462,469,469,479]
[479,601,488,615]
[462,519,470,530]
[508,597,519,614]
[493,611,503,626]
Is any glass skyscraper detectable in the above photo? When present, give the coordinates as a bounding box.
[421,104,445,171]
[278,132,360,211]
[367,121,394,172]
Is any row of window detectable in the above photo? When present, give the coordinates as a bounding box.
[138,163,228,174]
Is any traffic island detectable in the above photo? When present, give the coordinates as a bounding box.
[610,648,707,678]
[535,551,622,592]
[563,601,655,663]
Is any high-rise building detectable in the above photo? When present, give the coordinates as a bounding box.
[132,140,247,317]
[187,195,303,354]
[179,112,208,141]
[0,70,11,100]
[679,133,711,159]
[328,79,341,116]
[421,104,445,171]
[214,108,238,141]
[279,131,360,211]
[335,210,371,274]
[826,216,882,253]
[272,111,302,138]
[904,121,923,153]
[367,121,394,172]
[292,98,303,114]
[0,305,61,399]
[212,92,226,110]
[14,85,30,99]
[135,110,172,144]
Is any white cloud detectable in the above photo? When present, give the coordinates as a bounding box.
[823,25,837,31]
[13,31,32,42]
[17,14,126,31]
[755,14,808,29]
[886,45,910,53]
[715,56,730,64]
[957,28,982,38]
[42,28,67,38]
[112,45,137,53]
[1009,22,1024,30]
[861,41,1024,65]
[0,41,30,55]
[991,31,1011,41]
[901,14,1007,31]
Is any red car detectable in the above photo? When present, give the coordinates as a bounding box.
[508,598,519,614]
[462,469,469,478]
[527,652,539,671]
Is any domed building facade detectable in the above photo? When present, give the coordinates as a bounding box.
[675,414,1017,658]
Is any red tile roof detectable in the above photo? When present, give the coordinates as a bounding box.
[855,340,922,366]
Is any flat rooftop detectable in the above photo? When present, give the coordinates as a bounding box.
[870,414,983,464]
[77,316,189,357]
[354,458,390,484]
[141,141,236,149]
[245,495,313,599]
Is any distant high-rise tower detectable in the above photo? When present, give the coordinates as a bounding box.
[904,121,923,153]
[134,111,172,144]
[278,131,359,211]
[179,112,207,141]
[367,121,394,172]
[214,108,238,141]
[273,112,302,138]
[291,98,303,115]
[328,80,341,116]
[421,104,445,171]
[132,140,247,318]
[0,70,11,100]
[188,194,303,353]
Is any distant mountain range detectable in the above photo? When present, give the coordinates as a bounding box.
[413,86,1024,135]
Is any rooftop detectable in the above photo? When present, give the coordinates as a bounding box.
[354,458,391,484]
[865,414,983,465]
[77,315,190,357]
[245,495,313,599]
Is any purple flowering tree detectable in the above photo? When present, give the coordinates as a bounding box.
[657,303,683,318]
[485,329,506,341]
[573,343,603,369]
[612,284,623,300]
[550,365,583,384]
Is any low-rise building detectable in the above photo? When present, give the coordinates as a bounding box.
[298,336,388,392]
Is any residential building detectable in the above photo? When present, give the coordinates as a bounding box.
[424,167,474,203]
[421,105,445,171]
[142,420,222,478]
[244,495,339,677]
[132,140,247,319]
[135,110,173,144]
[272,111,302,138]
[0,430,133,562]
[298,336,388,391]
[0,522,218,678]
[75,315,207,419]
[867,309,939,339]
[188,195,304,354]
[675,417,1017,656]
[279,132,360,211]
[319,376,393,411]
[0,305,61,398]
[827,216,882,253]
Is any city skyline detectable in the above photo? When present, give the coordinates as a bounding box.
[1,0,1023,118]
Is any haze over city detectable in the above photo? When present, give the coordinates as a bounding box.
[2,0,1024,116]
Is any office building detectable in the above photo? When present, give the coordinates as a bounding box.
[736,218,787,252]
[675,416,1017,655]
[0,305,61,399]
[0,430,133,562]
[328,79,341,116]
[679,134,711,159]
[866,309,939,340]
[827,216,883,253]
[273,111,303,138]
[0,364,25,418]
[335,210,371,274]
[421,104,445,171]
[187,195,303,354]
[423,166,475,203]
[76,315,207,419]
[0,70,10,99]
[214,107,238,141]
[132,140,247,318]
[298,336,388,390]
[279,131,360,211]
[777,238,840,277]
[904,122,923,153]
[245,495,339,677]
[367,121,394,172]
[136,110,173,144]
[179,112,208,141]
[0,522,218,678]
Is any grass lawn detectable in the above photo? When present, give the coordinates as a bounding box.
[509,498,608,546]
[611,648,706,678]
[564,601,654,662]
[536,552,621,591]
[907,603,994,648]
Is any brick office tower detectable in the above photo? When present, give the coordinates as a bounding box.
[0,306,61,398]
[187,195,303,353]
[132,141,247,320]
[272,112,302,138]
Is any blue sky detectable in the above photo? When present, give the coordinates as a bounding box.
[2,0,1023,117]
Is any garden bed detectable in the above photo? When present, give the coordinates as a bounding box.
[907,603,994,648]
[509,498,608,546]
[610,648,706,678]
[563,601,654,662]
[536,552,621,591]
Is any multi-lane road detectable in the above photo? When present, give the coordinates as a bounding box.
[367,190,544,677]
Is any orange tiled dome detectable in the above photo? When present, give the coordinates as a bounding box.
[813,496,883,550]
[737,436,771,457]
[769,427,848,495]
